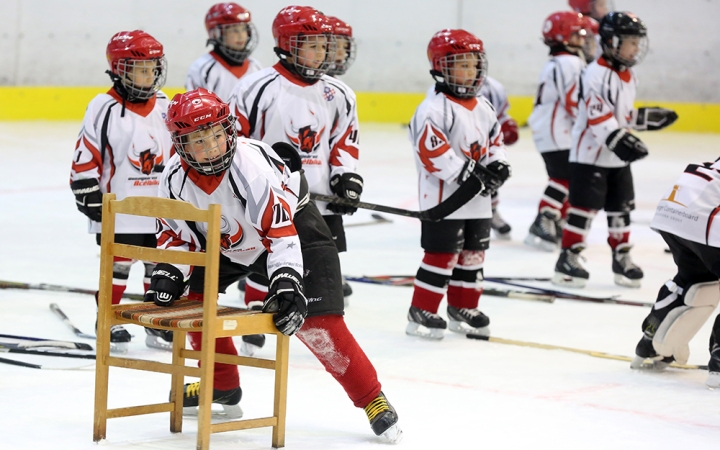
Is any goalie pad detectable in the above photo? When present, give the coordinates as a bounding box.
[652,281,720,364]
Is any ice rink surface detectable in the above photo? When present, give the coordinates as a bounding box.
[1,122,719,449]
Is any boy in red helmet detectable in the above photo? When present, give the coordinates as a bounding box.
[325,15,356,77]
[147,88,402,443]
[69,30,174,352]
[407,29,510,340]
[186,2,262,102]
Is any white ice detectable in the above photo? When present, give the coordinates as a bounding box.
[1,122,719,449]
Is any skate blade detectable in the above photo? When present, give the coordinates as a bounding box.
[448,320,490,337]
[183,403,244,419]
[614,274,641,288]
[706,372,720,389]
[405,322,444,340]
[380,424,403,444]
[524,234,557,252]
[109,342,128,354]
[552,272,587,288]
[629,356,669,372]
[145,335,172,352]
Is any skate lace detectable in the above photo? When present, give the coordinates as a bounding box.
[185,381,201,398]
[539,215,556,235]
[616,251,638,270]
[364,394,389,421]
[491,211,507,228]
[566,250,586,269]
[419,308,442,320]
[458,308,480,319]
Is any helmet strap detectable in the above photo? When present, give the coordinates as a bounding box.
[276,50,320,85]
[212,43,245,66]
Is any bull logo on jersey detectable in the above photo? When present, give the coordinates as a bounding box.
[128,133,163,175]
[462,141,486,162]
[219,217,244,250]
[285,109,326,154]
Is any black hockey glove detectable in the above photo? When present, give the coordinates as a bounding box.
[272,142,303,173]
[327,172,364,215]
[458,160,495,197]
[70,178,103,222]
[634,107,678,131]
[484,161,512,193]
[144,263,185,307]
[606,129,649,163]
[262,268,308,336]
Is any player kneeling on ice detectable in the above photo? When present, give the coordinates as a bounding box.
[406,29,510,340]
[630,160,720,388]
[145,88,401,443]
[552,12,678,289]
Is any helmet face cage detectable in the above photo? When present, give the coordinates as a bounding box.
[438,52,487,98]
[114,56,167,101]
[210,22,258,64]
[288,34,337,80]
[603,34,649,68]
[173,116,238,176]
[327,35,356,76]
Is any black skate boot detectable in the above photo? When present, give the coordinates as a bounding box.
[342,275,353,308]
[145,327,173,351]
[707,344,720,389]
[364,391,403,444]
[240,301,266,356]
[447,305,490,336]
[552,245,589,288]
[524,209,559,252]
[555,217,565,244]
[96,318,131,353]
[178,381,243,418]
[405,306,447,340]
[490,209,512,240]
[612,243,643,288]
[630,335,673,371]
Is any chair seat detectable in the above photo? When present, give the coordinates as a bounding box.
[115,298,258,330]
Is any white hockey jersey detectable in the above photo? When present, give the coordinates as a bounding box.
[480,76,512,127]
[528,53,585,152]
[228,63,360,215]
[156,138,304,280]
[70,89,173,234]
[651,160,720,248]
[186,52,262,102]
[570,57,638,168]
[409,88,508,220]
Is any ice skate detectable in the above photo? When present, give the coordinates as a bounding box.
[342,276,352,308]
[97,318,131,353]
[612,243,643,288]
[144,327,173,351]
[405,306,446,340]
[490,209,512,240]
[555,217,565,244]
[524,210,559,252]
[364,391,402,444]
[630,335,673,371]
[446,305,490,336]
[240,301,266,356]
[552,245,589,288]
[706,345,720,389]
[178,381,243,419]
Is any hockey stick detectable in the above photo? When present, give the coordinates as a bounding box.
[0,333,93,350]
[344,275,555,303]
[0,338,93,351]
[0,356,41,369]
[0,345,96,360]
[49,303,96,339]
[466,334,708,371]
[0,279,145,301]
[484,279,653,307]
[345,213,393,228]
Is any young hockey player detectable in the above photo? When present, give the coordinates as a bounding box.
[569,0,610,61]
[406,29,510,340]
[186,2,262,102]
[147,88,401,443]
[525,12,587,251]
[325,15,356,77]
[580,15,601,64]
[69,30,173,352]
[228,6,361,334]
[630,159,720,388]
[552,12,678,288]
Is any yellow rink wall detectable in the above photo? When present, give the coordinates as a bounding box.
[0,87,718,133]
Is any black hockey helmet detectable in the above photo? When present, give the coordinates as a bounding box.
[599,12,648,69]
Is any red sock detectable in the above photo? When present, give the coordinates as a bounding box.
[244,278,268,307]
[411,252,458,313]
[447,250,484,309]
[187,331,240,391]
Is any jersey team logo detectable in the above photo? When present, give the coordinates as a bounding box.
[417,123,451,173]
[128,134,163,175]
[220,217,244,250]
[462,141,486,162]
[285,111,326,154]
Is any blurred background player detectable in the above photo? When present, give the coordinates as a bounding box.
[149,88,401,442]
[630,158,720,388]
[69,30,173,352]
[580,15,601,63]
[325,15,356,77]
[525,12,587,251]
[186,2,261,102]
[406,29,510,340]
[569,0,611,60]
[228,5,362,352]
[552,12,678,288]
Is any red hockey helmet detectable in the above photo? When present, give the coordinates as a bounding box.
[568,0,613,19]
[542,12,586,47]
[580,15,600,62]
[427,29,487,99]
[272,6,336,80]
[166,88,238,176]
[326,16,356,76]
[106,30,167,101]
[205,3,257,64]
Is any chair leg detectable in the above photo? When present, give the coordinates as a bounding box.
[196,330,217,450]
[272,333,290,448]
[93,318,112,442]
[170,331,186,433]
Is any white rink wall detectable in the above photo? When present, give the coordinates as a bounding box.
[0,0,718,102]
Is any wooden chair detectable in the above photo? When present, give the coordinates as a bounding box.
[93,193,290,449]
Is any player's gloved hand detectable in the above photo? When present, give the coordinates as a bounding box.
[485,160,512,193]
[144,263,185,307]
[327,172,364,215]
[152,164,165,173]
[500,118,519,145]
[70,178,103,222]
[458,159,490,196]
[606,128,648,163]
[634,107,678,131]
[272,142,303,172]
[262,268,308,336]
